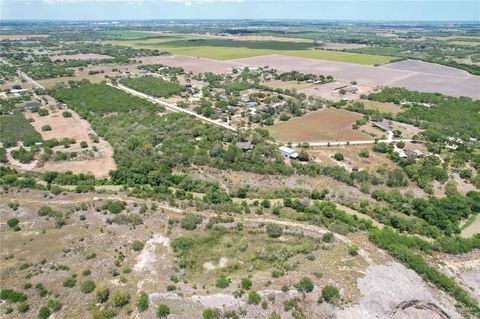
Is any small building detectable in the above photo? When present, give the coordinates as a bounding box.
[279,146,299,159]
[236,142,255,152]
[373,121,392,132]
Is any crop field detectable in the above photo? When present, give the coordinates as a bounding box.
[107,36,393,65]
[268,108,372,143]
[0,110,42,146]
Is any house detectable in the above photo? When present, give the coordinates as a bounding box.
[279,146,299,159]
[373,121,392,132]
[236,142,255,152]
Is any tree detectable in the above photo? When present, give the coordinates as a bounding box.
[137,291,149,312]
[266,224,283,238]
[321,285,340,303]
[157,304,170,318]
[295,277,314,293]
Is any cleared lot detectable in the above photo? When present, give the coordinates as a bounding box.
[49,53,113,61]
[140,55,243,73]
[230,55,480,99]
[268,108,372,143]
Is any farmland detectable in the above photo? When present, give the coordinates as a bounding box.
[107,36,394,65]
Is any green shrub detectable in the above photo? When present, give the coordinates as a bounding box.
[111,289,130,307]
[247,291,261,305]
[132,240,144,252]
[7,218,19,228]
[295,277,314,293]
[321,285,340,303]
[91,306,116,319]
[359,149,370,158]
[322,232,334,243]
[334,153,344,161]
[240,278,252,290]
[17,301,29,313]
[348,245,359,256]
[136,291,149,312]
[95,285,110,303]
[80,280,96,293]
[156,304,170,318]
[0,289,28,303]
[62,111,72,118]
[266,224,283,238]
[203,308,222,319]
[63,277,76,288]
[47,299,62,312]
[181,213,202,230]
[38,305,51,319]
[82,269,91,276]
[215,274,231,289]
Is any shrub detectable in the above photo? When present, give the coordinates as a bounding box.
[334,153,344,161]
[0,289,28,302]
[295,277,314,293]
[91,307,116,319]
[132,240,144,252]
[63,277,76,288]
[82,269,91,276]
[240,278,252,290]
[247,291,261,305]
[266,224,283,238]
[41,125,52,131]
[181,213,202,230]
[203,308,222,319]
[95,285,110,303]
[137,291,149,312]
[111,289,130,307]
[321,285,340,303]
[17,301,29,313]
[80,141,88,148]
[359,148,369,158]
[62,111,72,118]
[166,285,176,291]
[156,304,170,318]
[47,299,62,312]
[215,275,231,289]
[80,280,96,294]
[322,232,334,243]
[38,306,51,319]
[348,245,359,256]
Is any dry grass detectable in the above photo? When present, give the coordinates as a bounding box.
[361,99,403,115]
[49,53,113,61]
[262,80,314,90]
[268,108,372,143]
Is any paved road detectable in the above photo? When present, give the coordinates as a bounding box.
[0,58,45,90]
[110,83,236,131]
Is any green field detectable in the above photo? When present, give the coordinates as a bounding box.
[107,35,394,65]
[0,110,42,146]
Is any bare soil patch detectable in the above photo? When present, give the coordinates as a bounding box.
[25,106,116,178]
[268,108,372,143]
[299,81,374,101]
[140,55,243,74]
[262,80,314,90]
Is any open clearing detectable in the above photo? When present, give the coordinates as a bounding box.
[49,53,113,61]
[25,107,116,178]
[361,100,404,115]
[107,36,393,65]
[299,81,374,101]
[230,55,480,99]
[307,144,397,172]
[268,108,372,143]
[262,79,315,90]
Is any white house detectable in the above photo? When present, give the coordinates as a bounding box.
[279,146,299,159]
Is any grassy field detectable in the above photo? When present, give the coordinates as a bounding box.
[0,110,42,146]
[120,76,184,98]
[107,36,394,65]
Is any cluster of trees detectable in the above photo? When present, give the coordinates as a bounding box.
[120,76,185,98]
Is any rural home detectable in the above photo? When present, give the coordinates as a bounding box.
[279,146,299,159]
[374,121,393,132]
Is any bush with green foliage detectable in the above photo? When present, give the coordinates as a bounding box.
[132,240,144,252]
[156,304,170,318]
[137,291,149,312]
[0,289,28,303]
[266,224,283,238]
[95,285,110,303]
[215,274,231,289]
[111,289,130,307]
[295,277,314,293]
[80,280,96,293]
[181,213,203,231]
[38,305,51,319]
[321,285,340,303]
[247,291,262,305]
[240,278,252,290]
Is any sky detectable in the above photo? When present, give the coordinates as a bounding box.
[1,0,479,21]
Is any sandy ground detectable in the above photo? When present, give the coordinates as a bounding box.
[299,81,374,101]
[24,106,116,178]
[268,108,372,143]
[49,53,113,61]
[338,262,461,319]
[228,55,480,99]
